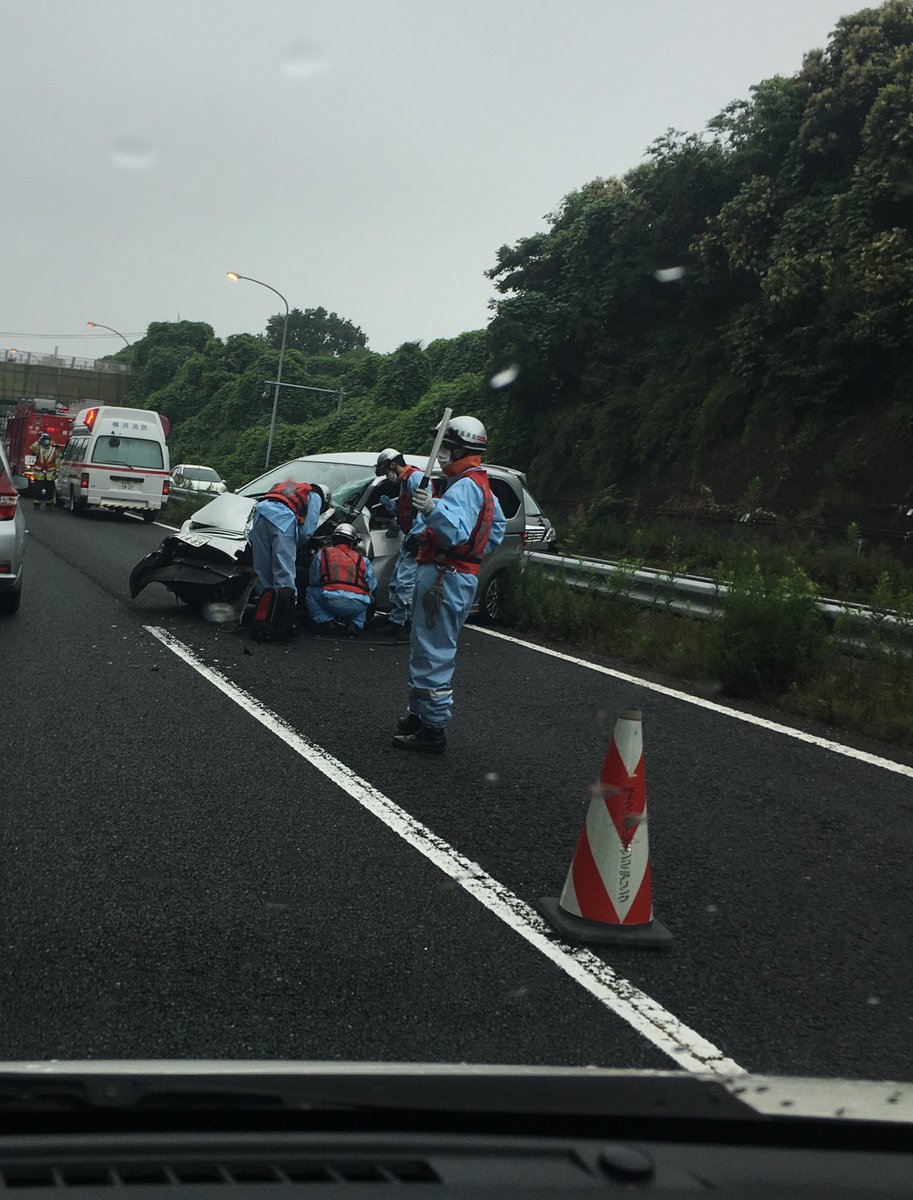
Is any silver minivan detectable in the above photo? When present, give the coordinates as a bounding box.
[130,451,539,621]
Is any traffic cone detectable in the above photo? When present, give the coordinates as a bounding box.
[538,708,672,947]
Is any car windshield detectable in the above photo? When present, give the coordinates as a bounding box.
[7,0,913,1130]
[183,466,220,482]
[91,436,163,469]
[237,460,372,500]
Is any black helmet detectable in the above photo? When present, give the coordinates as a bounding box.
[331,522,359,546]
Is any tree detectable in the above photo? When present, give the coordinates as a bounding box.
[263,307,368,356]
[373,342,432,409]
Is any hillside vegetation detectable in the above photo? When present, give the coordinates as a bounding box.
[120,2,913,531]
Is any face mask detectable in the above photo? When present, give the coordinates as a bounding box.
[385,470,398,484]
[437,448,453,467]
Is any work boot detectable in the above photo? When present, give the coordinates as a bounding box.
[344,623,363,638]
[396,712,422,734]
[392,724,446,753]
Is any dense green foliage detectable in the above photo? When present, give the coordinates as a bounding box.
[263,307,368,356]
[123,2,913,526]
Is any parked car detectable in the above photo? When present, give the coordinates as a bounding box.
[130,451,548,622]
[523,485,557,552]
[0,438,28,615]
[170,463,227,501]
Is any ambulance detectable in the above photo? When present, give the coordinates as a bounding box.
[55,406,171,521]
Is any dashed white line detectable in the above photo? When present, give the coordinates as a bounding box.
[468,625,913,780]
[145,623,745,1077]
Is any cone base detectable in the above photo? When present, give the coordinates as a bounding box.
[538,897,673,948]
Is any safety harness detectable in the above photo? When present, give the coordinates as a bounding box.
[263,481,319,525]
[395,465,420,534]
[417,465,495,627]
[318,544,371,595]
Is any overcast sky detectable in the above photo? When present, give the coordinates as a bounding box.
[2,0,860,361]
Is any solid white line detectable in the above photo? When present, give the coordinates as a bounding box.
[144,624,744,1076]
[468,626,913,780]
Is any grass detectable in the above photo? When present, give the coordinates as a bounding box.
[560,504,913,605]
[500,560,913,750]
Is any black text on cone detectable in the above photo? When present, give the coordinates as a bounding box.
[539,708,672,947]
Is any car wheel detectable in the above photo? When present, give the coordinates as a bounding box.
[476,570,504,625]
[68,489,84,515]
[0,580,22,615]
[141,510,156,523]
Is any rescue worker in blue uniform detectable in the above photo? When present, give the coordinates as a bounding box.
[306,522,377,636]
[248,480,330,598]
[374,448,423,640]
[393,416,506,753]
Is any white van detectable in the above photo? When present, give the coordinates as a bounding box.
[56,406,171,522]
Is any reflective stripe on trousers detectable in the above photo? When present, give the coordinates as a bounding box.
[387,545,418,626]
[408,562,478,729]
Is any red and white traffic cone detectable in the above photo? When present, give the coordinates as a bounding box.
[539,708,672,947]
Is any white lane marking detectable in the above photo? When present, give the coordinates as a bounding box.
[145,624,744,1076]
[468,626,913,780]
[122,512,180,532]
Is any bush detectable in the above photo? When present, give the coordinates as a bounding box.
[710,553,833,698]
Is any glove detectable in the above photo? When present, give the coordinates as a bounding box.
[412,487,435,515]
[379,494,395,511]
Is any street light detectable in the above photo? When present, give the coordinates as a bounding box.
[226,271,289,470]
[86,321,131,348]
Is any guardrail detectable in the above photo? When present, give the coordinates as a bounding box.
[1,348,130,373]
[525,551,913,654]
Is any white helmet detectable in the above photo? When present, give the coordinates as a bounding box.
[331,522,359,547]
[432,415,488,453]
[375,448,403,476]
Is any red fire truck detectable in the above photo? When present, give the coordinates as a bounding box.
[4,398,75,478]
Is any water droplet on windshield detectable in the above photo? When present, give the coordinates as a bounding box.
[110,139,156,171]
[280,42,328,80]
[489,364,520,389]
[654,266,686,282]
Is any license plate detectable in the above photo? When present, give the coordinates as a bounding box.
[180,534,209,548]
[117,481,136,491]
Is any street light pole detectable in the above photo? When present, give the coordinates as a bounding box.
[226,272,289,470]
[86,321,131,348]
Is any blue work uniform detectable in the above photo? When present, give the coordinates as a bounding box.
[248,492,322,595]
[306,549,377,630]
[379,469,424,627]
[407,470,505,729]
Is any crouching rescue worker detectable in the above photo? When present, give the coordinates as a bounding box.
[374,447,422,640]
[30,433,59,510]
[306,523,377,636]
[393,415,505,753]
[247,480,330,634]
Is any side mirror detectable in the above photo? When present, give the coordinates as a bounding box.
[12,475,29,493]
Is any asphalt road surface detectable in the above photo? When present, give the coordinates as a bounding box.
[4,504,913,1082]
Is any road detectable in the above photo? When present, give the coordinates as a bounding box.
[3,504,913,1081]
